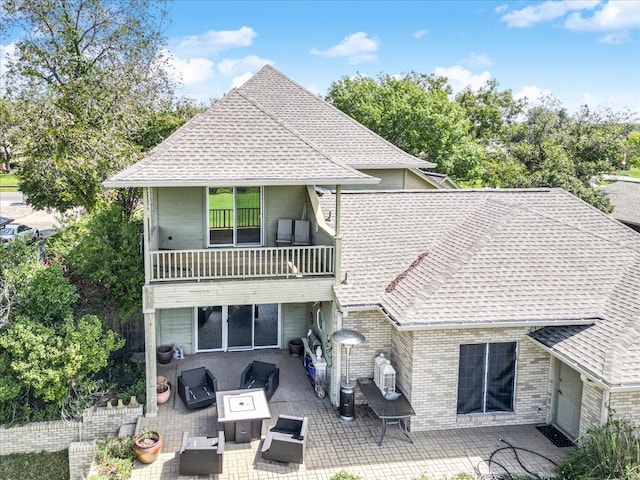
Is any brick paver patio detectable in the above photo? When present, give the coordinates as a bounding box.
[131,350,571,480]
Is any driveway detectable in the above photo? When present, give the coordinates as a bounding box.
[0,190,59,238]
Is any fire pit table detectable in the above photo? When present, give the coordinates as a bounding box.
[216,388,271,443]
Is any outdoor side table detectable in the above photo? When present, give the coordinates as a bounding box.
[216,388,271,443]
[357,378,415,446]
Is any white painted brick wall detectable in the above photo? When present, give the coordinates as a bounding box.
[609,391,640,429]
[579,381,605,435]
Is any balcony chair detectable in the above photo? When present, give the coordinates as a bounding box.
[261,415,308,464]
[177,367,218,410]
[239,360,279,400]
[275,218,293,245]
[179,430,224,475]
[292,220,310,246]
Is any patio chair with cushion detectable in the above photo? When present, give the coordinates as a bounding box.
[275,218,293,245]
[179,430,224,475]
[239,360,279,400]
[261,414,308,464]
[292,220,310,246]
[177,367,218,409]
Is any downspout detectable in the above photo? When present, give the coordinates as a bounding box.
[601,389,611,426]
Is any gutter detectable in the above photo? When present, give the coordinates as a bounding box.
[103,177,380,188]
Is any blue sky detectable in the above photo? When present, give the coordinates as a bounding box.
[162,0,640,113]
[2,0,639,113]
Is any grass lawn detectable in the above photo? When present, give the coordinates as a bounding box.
[614,166,640,179]
[0,450,69,480]
[0,173,19,192]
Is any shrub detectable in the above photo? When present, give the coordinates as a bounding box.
[330,471,364,480]
[558,417,640,480]
[90,437,134,480]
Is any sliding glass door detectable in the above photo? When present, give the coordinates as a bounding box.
[208,186,262,246]
[195,304,280,352]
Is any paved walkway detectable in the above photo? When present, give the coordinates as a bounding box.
[131,350,571,480]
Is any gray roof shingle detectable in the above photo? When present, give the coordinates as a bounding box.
[320,188,640,387]
[602,180,640,227]
[105,65,433,187]
[105,88,376,187]
[231,65,433,170]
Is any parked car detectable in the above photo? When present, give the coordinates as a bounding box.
[0,223,39,246]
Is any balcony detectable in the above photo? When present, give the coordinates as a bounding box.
[149,245,335,282]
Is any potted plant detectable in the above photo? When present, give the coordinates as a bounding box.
[156,344,173,364]
[156,376,170,405]
[133,428,162,464]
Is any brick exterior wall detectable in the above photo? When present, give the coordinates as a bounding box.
[609,391,640,428]
[339,311,552,432]
[68,441,98,480]
[0,405,142,455]
[579,381,605,435]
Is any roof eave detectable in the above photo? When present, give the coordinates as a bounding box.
[526,336,640,392]
[103,177,381,188]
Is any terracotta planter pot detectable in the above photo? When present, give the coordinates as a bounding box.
[156,345,173,364]
[134,431,162,464]
[157,383,170,405]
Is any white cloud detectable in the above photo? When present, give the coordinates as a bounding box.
[0,42,16,90]
[495,4,509,14]
[170,26,257,58]
[500,0,600,27]
[231,72,254,89]
[217,55,272,76]
[433,65,492,94]
[599,30,631,43]
[310,32,379,64]
[565,0,640,31]
[305,83,322,96]
[514,85,552,103]
[460,52,493,68]
[581,90,639,111]
[167,54,216,87]
[412,29,428,39]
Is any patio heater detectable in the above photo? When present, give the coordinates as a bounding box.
[332,329,365,421]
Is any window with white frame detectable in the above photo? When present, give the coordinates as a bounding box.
[457,342,516,414]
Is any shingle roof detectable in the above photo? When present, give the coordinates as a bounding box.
[235,65,433,170]
[105,88,376,187]
[602,180,640,227]
[319,188,640,386]
[105,65,432,187]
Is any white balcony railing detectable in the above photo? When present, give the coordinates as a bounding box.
[149,246,335,282]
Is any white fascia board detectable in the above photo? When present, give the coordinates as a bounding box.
[103,177,381,188]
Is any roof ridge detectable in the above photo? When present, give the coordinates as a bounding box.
[233,88,373,180]
[239,64,436,168]
[382,200,519,321]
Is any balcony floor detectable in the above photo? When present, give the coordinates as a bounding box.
[132,350,572,480]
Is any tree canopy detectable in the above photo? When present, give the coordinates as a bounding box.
[1,0,176,212]
[328,72,636,212]
[327,72,483,181]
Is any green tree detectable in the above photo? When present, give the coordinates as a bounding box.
[48,203,144,321]
[0,98,19,172]
[455,79,525,143]
[2,0,172,212]
[623,129,640,168]
[326,72,483,180]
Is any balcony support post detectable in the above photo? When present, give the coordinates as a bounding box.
[143,285,158,417]
[334,185,342,285]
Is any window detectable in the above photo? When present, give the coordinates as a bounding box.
[457,342,516,414]
[208,186,261,246]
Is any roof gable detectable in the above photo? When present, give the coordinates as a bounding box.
[238,65,433,170]
[105,87,376,187]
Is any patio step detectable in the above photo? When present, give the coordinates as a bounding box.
[118,422,137,438]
